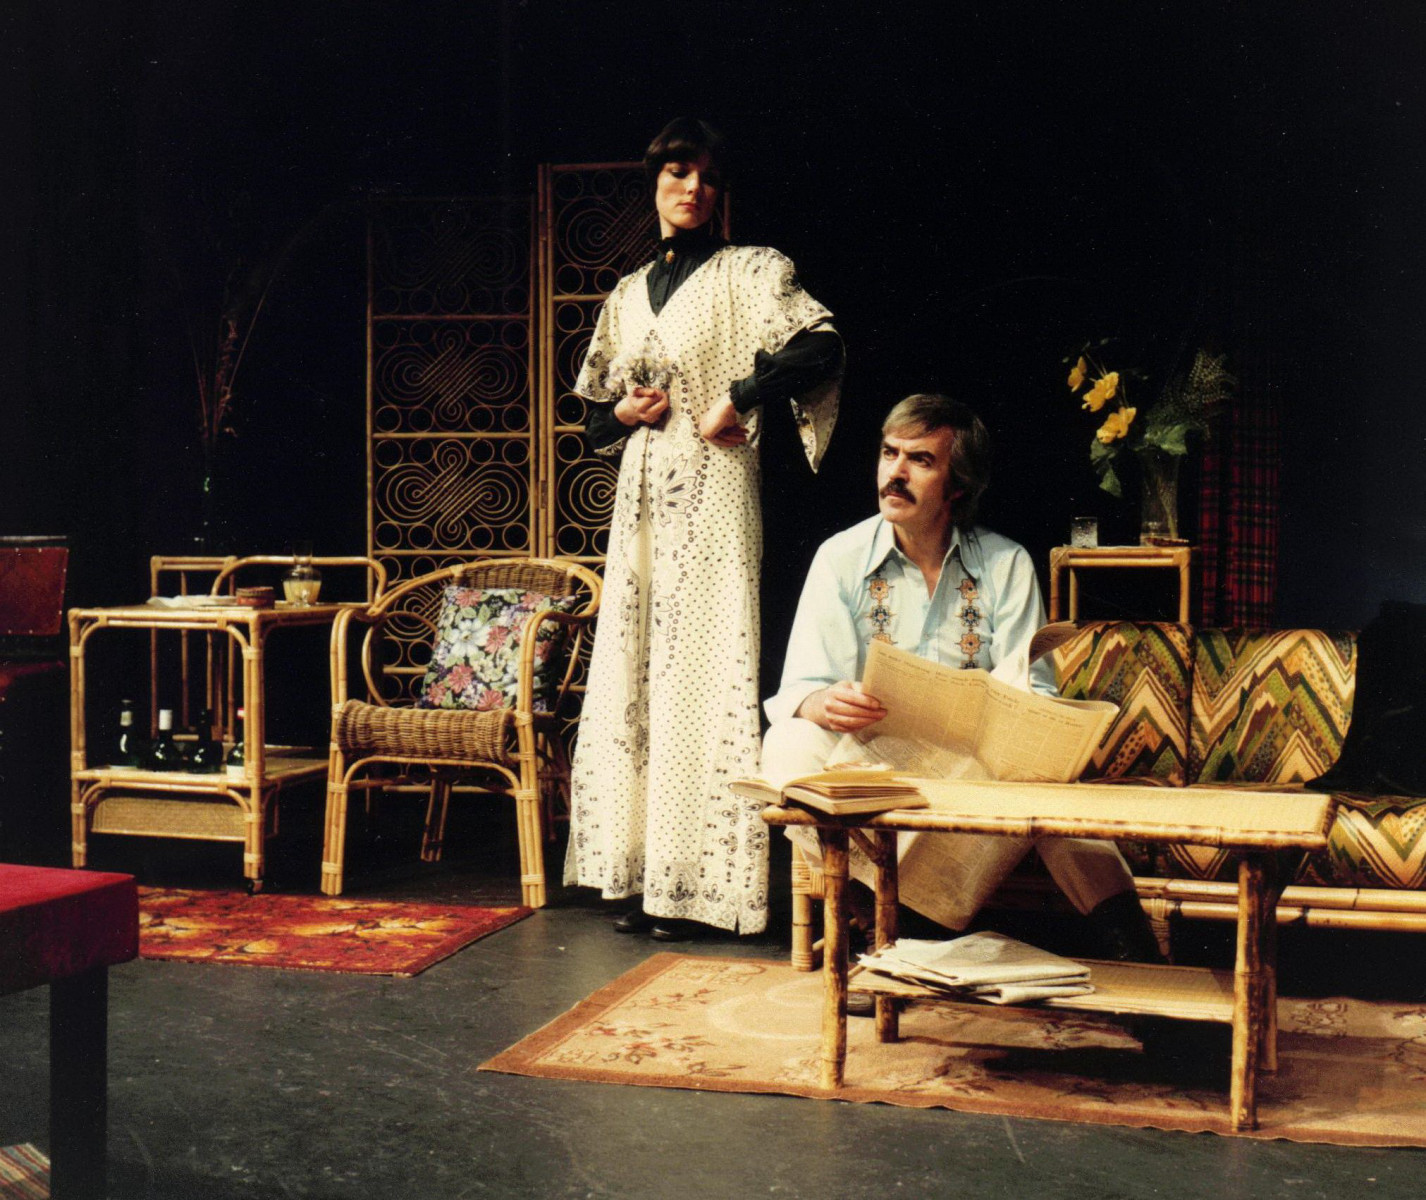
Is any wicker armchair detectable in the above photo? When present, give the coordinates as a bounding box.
[321,557,601,905]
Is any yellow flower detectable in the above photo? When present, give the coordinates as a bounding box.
[1067,356,1087,391]
[1095,406,1137,444]
[1082,371,1120,412]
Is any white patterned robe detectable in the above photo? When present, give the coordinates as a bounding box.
[564,245,839,932]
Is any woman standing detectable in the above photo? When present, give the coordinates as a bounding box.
[565,118,842,938]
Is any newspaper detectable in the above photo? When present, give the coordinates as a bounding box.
[857,931,1094,1004]
[842,640,1117,784]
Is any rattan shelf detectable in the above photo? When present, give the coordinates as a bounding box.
[850,958,1236,1024]
[69,602,354,891]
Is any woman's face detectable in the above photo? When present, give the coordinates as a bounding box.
[654,153,720,237]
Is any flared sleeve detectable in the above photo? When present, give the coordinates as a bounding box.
[733,247,842,472]
[574,277,632,458]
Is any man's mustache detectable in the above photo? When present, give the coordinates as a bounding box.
[880,480,914,500]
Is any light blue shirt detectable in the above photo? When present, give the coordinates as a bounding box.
[765,515,1055,725]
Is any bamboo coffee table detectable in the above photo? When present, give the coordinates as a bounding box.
[760,779,1336,1132]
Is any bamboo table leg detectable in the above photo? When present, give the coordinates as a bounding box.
[1260,852,1284,1073]
[818,825,850,1091]
[1229,855,1268,1131]
[873,828,900,1043]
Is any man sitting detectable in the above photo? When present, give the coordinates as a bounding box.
[762,393,1160,961]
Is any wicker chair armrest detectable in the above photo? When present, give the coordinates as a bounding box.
[513,607,596,716]
[329,606,386,710]
[335,699,514,764]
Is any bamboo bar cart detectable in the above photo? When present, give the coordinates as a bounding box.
[1048,544,1193,623]
[760,779,1336,1133]
[69,599,356,892]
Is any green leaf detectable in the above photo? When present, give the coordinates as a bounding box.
[1142,422,1191,456]
[1089,437,1124,498]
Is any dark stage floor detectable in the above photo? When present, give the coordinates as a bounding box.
[2,810,1424,1199]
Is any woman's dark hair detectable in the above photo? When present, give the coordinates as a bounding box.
[882,394,993,531]
[643,117,730,191]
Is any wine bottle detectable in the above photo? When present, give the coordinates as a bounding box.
[146,708,183,771]
[114,698,141,767]
[225,707,247,781]
[186,707,223,774]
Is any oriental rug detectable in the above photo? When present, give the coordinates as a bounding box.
[0,1144,47,1200]
[138,888,530,976]
[482,953,1426,1147]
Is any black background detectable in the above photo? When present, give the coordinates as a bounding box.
[4,0,1424,646]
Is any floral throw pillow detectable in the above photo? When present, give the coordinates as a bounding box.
[417,586,578,714]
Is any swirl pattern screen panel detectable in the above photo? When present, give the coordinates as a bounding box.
[539,165,659,562]
[368,197,535,577]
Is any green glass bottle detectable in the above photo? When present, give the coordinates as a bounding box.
[225,707,247,781]
[114,698,142,768]
[146,708,183,772]
[186,707,224,774]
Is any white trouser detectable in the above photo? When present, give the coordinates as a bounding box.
[762,718,1135,931]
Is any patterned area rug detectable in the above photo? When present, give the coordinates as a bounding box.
[139,888,531,976]
[0,1145,47,1200]
[482,953,1426,1146]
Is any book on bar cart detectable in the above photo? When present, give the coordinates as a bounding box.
[730,768,928,816]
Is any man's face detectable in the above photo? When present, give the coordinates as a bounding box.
[877,426,961,531]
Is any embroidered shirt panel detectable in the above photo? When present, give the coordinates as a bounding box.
[766,515,1054,725]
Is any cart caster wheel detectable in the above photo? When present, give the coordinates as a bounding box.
[246,879,265,895]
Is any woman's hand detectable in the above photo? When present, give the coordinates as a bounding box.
[698,397,748,447]
[615,386,669,428]
[797,682,886,733]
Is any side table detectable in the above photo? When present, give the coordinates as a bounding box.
[69,601,352,891]
[1048,544,1193,623]
[761,778,1335,1132]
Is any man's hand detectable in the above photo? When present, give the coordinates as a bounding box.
[615,386,670,427]
[797,681,886,733]
[698,397,748,447]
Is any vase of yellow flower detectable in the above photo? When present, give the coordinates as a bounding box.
[1065,340,1234,545]
[1134,445,1181,543]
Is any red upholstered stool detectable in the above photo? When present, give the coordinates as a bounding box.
[0,864,138,1199]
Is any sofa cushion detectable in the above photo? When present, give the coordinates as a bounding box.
[1299,793,1426,890]
[1052,621,1192,786]
[1190,629,1356,785]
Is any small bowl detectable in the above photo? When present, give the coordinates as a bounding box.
[234,586,276,609]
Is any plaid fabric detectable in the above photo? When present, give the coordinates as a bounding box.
[1196,370,1280,626]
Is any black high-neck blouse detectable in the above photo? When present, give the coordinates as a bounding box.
[583,228,843,455]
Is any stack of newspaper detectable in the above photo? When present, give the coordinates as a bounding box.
[857,931,1093,1005]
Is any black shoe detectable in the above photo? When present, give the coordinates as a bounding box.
[613,908,656,935]
[650,918,704,942]
[1086,890,1167,964]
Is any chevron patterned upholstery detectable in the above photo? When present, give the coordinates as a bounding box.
[1062,624,1426,892]
[1052,622,1192,785]
[1189,628,1356,785]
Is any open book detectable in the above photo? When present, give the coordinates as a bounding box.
[844,640,1117,784]
[730,768,928,816]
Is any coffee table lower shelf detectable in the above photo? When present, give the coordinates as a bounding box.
[851,958,1237,1024]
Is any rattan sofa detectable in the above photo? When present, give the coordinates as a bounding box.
[789,620,1426,969]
